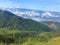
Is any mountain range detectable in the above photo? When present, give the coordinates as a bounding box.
[0,9,53,32]
[6,8,60,22]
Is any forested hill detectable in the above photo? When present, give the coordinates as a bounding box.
[0,9,53,32]
[41,21,60,32]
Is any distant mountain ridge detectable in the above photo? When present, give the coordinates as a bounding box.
[0,9,53,32]
[6,8,60,22]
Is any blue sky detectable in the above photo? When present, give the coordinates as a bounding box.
[0,0,60,11]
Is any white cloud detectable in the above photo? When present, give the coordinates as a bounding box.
[13,11,26,17]
[13,10,40,17]
[25,11,40,17]
[42,12,60,17]
[31,18,41,21]
[42,12,53,17]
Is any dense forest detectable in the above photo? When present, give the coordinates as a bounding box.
[0,9,60,45]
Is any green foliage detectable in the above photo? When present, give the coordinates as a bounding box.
[0,28,59,45]
[0,10,60,45]
[0,10,53,32]
[42,21,60,32]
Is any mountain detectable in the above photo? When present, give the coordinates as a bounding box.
[41,21,60,32]
[0,9,53,32]
[6,8,60,22]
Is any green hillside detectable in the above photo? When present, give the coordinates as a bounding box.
[0,10,59,45]
[0,10,53,32]
[41,21,60,32]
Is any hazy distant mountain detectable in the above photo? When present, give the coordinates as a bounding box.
[6,8,60,22]
[0,9,53,32]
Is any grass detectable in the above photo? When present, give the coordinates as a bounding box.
[47,37,60,45]
[0,36,60,45]
[0,28,60,45]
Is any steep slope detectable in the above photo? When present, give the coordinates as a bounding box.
[0,9,53,32]
[41,21,60,32]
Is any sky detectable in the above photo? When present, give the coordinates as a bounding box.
[0,0,60,11]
